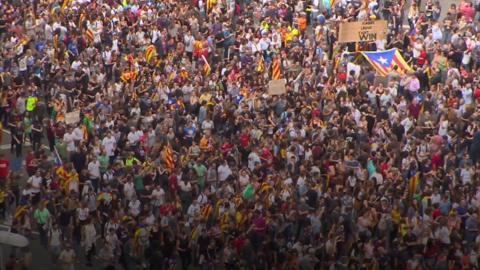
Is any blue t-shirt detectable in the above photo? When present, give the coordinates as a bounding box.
[184,126,196,138]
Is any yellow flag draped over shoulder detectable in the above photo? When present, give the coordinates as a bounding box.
[256,57,265,73]
[207,0,217,12]
[61,0,72,11]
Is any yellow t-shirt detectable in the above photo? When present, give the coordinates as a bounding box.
[26,96,38,112]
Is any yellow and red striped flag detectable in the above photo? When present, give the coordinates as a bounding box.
[14,205,29,220]
[201,204,213,219]
[408,173,420,196]
[164,143,175,172]
[260,182,272,193]
[145,45,157,64]
[271,57,282,79]
[78,13,86,29]
[61,0,72,12]
[85,28,94,44]
[120,70,138,83]
[201,55,211,76]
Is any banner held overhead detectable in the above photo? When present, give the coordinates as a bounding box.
[338,20,388,43]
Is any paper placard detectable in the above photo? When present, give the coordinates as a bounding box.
[65,110,80,124]
[268,79,287,95]
[338,20,388,43]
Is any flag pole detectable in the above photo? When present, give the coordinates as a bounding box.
[201,55,211,71]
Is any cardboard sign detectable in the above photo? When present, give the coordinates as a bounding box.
[268,79,287,95]
[65,110,80,124]
[338,20,388,43]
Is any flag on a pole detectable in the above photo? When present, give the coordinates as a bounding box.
[78,13,86,29]
[271,57,282,79]
[120,70,138,83]
[408,173,420,196]
[164,143,175,172]
[145,45,157,64]
[53,146,63,166]
[201,55,211,76]
[61,0,72,11]
[361,48,413,77]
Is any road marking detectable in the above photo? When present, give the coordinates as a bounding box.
[0,128,49,151]
[0,223,39,235]
[0,142,32,150]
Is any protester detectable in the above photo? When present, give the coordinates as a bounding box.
[1,0,480,269]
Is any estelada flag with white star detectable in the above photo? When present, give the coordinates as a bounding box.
[361,48,413,76]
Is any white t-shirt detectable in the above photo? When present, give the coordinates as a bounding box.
[77,207,89,221]
[102,136,117,156]
[127,130,143,145]
[88,161,101,179]
[461,168,473,185]
[217,164,232,182]
[49,228,62,246]
[63,132,76,151]
[151,188,165,205]
[124,182,135,200]
[247,152,261,171]
[72,127,84,142]
[438,120,449,136]
[128,199,141,216]
[28,175,43,192]
[462,87,473,105]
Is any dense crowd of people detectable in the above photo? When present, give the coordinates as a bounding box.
[1,0,480,269]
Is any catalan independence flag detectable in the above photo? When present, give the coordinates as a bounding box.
[201,55,211,76]
[145,45,157,64]
[78,13,86,29]
[408,173,420,196]
[361,48,413,77]
[164,143,175,172]
[85,28,94,44]
[61,0,72,11]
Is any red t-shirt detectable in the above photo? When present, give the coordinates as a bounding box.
[432,208,441,220]
[239,133,250,148]
[431,153,442,171]
[261,148,273,164]
[408,102,421,119]
[233,236,245,253]
[0,159,9,178]
[168,174,178,193]
[26,154,37,172]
